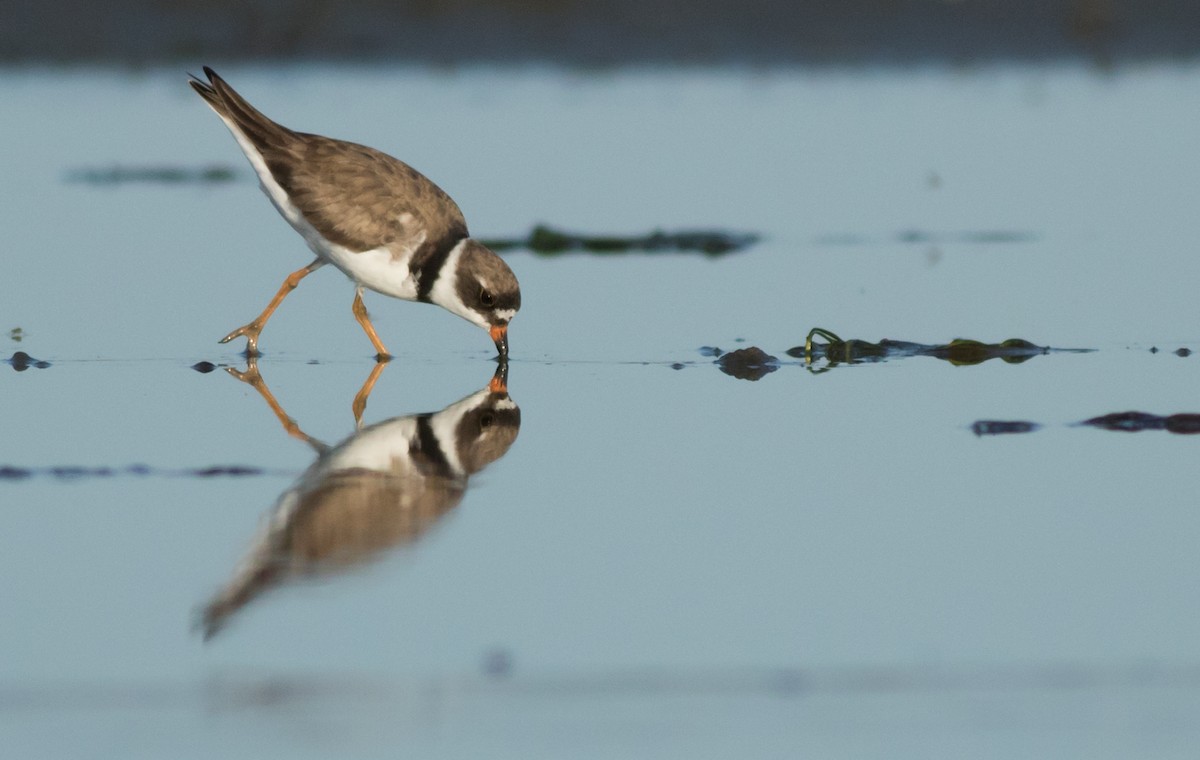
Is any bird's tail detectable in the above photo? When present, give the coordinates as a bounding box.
[188,66,292,150]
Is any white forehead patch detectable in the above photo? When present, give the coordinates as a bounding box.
[493,308,517,323]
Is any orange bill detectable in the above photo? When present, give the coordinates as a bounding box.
[489,323,509,358]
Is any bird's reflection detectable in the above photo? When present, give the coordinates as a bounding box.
[201,359,519,640]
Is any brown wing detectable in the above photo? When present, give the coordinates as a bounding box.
[280,135,469,253]
[191,67,468,253]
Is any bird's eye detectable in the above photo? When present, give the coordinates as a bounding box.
[480,289,495,307]
[479,412,494,429]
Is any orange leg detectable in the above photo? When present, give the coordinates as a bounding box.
[352,287,392,361]
[220,259,324,355]
[351,360,389,428]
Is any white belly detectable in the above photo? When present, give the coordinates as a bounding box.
[321,243,419,301]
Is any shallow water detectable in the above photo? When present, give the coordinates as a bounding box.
[3,63,1200,758]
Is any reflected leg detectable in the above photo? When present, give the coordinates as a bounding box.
[225,357,322,450]
[220,258,325,355]
[351,360,389,428]
[352,287,392,361]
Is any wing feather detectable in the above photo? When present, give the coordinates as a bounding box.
[191,67,468,253]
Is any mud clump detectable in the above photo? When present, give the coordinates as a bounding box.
[191,361,218,373]
[9,351,50,371]
[972,420,1040,436]
[716,347,779,381]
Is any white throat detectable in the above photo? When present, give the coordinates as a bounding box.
[429,239,489,330]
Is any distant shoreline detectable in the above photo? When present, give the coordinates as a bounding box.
[4,0,1200,66]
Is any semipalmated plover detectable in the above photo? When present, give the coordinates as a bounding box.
[189,67,520,359]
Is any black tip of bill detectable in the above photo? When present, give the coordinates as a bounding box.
[490,324,509,359]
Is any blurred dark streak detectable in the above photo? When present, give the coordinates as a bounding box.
[815,230,1039,247]
[0,464,296,481]
[972,420,1041,437]
[3,661,1199,713]
[482,226,758,257]
[64,165,241,186]
[1080,411,1200,434]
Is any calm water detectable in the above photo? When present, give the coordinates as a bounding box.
[3,63,1200,758]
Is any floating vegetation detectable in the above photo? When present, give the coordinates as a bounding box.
[482,225,758,257]
[7,351,50,371]
[65,164,240,185]
[715,346,779,381]
[9,327,22,343]
[1080,412,1200,434]
[791,327,1090,369]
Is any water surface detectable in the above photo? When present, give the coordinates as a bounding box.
[2,63,1200,758]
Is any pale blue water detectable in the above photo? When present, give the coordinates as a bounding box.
[2,64,1200,758]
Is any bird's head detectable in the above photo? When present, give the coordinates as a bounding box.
[438,238,521,357]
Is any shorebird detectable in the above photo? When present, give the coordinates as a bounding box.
[189,67,520,359]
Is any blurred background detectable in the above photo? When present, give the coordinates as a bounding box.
[6,0,1199,67]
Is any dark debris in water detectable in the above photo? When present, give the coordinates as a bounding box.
[482,225,758,257]
[972,420,1041,436]
[0,464,293,481]
[7,351,50,371]
[1080,412,1200,434]
[792,328,1089,369]
[65,164,240,185]
[1148,346,1192,355]
[9,327,22,343]
[191,361,218,373]
[716,346,779,381]
[482,648,515,679]
[698,346,724,357]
